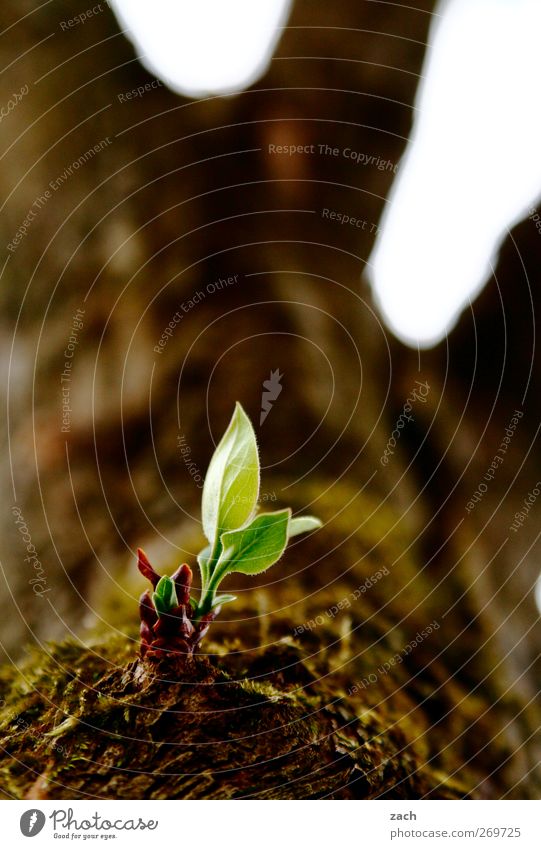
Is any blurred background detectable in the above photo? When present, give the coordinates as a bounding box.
[1,0,540,792]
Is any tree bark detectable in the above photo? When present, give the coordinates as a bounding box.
[0,0,540,799]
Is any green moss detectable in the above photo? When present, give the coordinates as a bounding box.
[0,628,511,800]
[0,481,530,799]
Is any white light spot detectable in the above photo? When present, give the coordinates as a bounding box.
[109,0,292,98]
[369,0,541,348]
[535,574,541,617]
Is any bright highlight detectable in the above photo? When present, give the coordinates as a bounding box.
[369,0,541,348]
[109,0,292,98]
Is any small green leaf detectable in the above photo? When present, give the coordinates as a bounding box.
[288,515,322,538]
[152,594,167,617]
[197,544,212,590]
[201,403,260,551]
[211,593,237,610]
[152,575,178,617]
[215,508,291,578]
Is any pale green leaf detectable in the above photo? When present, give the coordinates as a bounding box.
[152,575,177,617]
[201,403,260,549]
[211,593,237,610]
[197,544,212,589]
[288,515,322,538]
[215,509,291,578]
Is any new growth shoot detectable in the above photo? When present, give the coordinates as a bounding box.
[137,403,321,658]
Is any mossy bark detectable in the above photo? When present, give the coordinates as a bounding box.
[1,0,541,801]
[1,484,536,799]
[0,639,487,800]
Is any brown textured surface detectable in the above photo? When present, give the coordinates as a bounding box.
[1,0,541,800]
[0,639,483,800]
[0,486,535,799]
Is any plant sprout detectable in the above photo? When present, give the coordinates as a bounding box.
[138,402,321,658]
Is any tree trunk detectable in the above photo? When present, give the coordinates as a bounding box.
[0,0,540,799]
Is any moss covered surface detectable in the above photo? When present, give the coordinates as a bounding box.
[0,483,533,799]
[0,627,513,800]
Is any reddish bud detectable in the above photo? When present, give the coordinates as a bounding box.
[139,590,156,628]
[137,548,161,588]
[140,621,153,644]
[171,563,193,606]
[136,549,215,658]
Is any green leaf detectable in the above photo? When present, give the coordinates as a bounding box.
[211,593,237,610]
[288,515,322,538]
[215,508,291,578]
[197,544,212,590]
[152,575,178,617]
[201,403,260,550]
